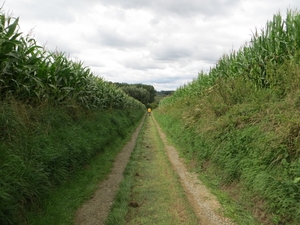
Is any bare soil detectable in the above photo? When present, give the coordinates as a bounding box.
[74,114,236,225]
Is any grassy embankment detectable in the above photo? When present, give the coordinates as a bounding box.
[155,10,300,225]
[0,10,145,225]
[23,107,144,225]
[106,116,198,225]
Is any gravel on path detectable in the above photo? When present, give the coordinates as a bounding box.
[152,115,236,225]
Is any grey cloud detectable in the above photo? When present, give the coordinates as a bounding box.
[150,44,220,65]
[95,28,146,49]
[5,0,99,22]
[124,59,165,71]
[151,44,195,61]
[84,60,106,69]
[34,32,81,55]
[154,48,192,61]
[148,76,182,84]
[96,0,241,17]
[196,46,227,64]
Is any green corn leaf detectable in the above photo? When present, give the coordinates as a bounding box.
[5,51,20,60]
[5,17,19,38]
[9,32,22,42]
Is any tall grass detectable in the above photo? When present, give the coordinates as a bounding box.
[155,65,300,224]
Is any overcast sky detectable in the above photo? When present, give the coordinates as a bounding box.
[3,1,300,91]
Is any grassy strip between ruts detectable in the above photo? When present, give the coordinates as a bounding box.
[106,115,199,225]
[24,114,144,225]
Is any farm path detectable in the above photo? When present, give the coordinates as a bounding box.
[75,113,235,225]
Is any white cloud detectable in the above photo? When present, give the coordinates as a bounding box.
[2,0,300,91]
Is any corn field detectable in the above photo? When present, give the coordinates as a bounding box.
[0,10,144,110]
[160,9,300,106]
[0,9,146,225]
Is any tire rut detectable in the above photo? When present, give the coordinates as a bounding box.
[152,115,235,225]
[74,115,145,225]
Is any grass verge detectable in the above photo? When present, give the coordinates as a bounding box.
[154,108,264,225]
[17,109,144,225]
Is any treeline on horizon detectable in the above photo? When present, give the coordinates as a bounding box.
[113,82,156,106]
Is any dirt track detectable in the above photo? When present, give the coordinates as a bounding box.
[75,114,235,225]
[74,116,145,225]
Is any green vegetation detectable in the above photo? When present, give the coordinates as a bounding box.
[154,90,175,107]
[0,10,144,110]
[0,9,145,225]
[5,4,300,225]
[24,111,144,225]
[0,101,144,225]
[114,83,156,106]
[155,9,300,225]
[106,116,198,225]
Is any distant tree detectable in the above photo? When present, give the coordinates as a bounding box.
[135,84,156,103]
[160,90,175,96]
[114,82,156,104]
[121,85,150,105]
[113,82,129,88]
